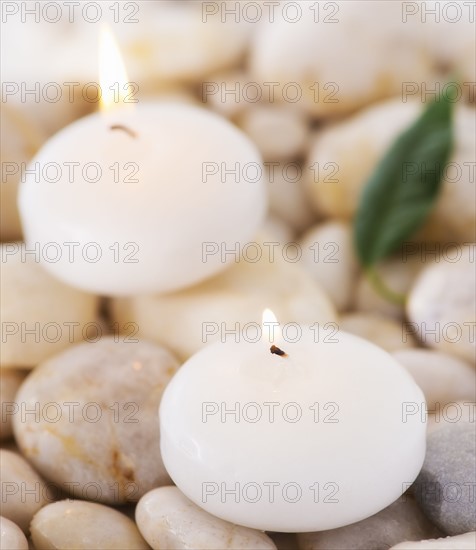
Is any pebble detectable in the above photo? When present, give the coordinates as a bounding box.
[0,104,45,242]
[304,99,422,218]
[250,2,433,117]
[0,517,29,550]
[238,105,309,160]
[0,370,25,441]
[407,246,476,365]
[392,349,476,408]
[0,243,98,368]
[135,486,276,550]
[413,422,476,535]
[0,450,50,533]
[299,221,359,312]
[355,255,424,319]
[297,495,441,550]
[389,531,476,549]
[339,313,416,352]
[13,338,179,504]
[112,238,337,361]
[30,500,150,549]
[427,401,476,434]
[265,164,316,234]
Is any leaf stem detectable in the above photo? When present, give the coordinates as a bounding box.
[365,267,407,306]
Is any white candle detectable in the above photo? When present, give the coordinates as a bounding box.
[18,30,266,296]
[160,312,426,532]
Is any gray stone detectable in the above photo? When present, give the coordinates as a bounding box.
[414,422,476,535]
[297,496,440,550]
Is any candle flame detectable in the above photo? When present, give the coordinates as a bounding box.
[99,25,132,112]
[262,308,281,345]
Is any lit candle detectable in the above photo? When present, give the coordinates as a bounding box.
[18,28,266,296]
[160,311,426,532]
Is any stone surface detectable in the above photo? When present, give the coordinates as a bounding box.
[407,247,476,365]
[339,313,415,352]
[13,338,179,504]
[389,531,476,549]
[0,516,29,550]
[392,349,476,408]
[0,370,25,441]
[0,243,98,368]
[30,500,150,549]
[299,221,359,312]
[0,450,50,533]
[238,105,309,160]
[250,3,433,117]
[297,496,441,550]
[413,422,476,535]
[112,240,337,362]
[136,486,276,550]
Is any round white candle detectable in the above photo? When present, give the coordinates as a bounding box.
[18,101,266,295]
[160,321,426,532]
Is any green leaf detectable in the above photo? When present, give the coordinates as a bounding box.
[354,92,454,268]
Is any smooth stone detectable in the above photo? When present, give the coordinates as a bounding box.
[0,243,98,368]
[265,165,316,233]
[136,486,276,550]
[0,104,45,242]
[261,217,295,247]
[112,239,337,362]
[238,105,309,160]
[390,531,476,549]
[31,500,149,549]
[204,71,254,120]
[0,517,29,550]
[392,349,476,408]
[339,313,416,352]
[299,221,359,312]
[428,402,476,434]
[13,338,179,504]
[297,496,440,550]
[0,450,50,533]
[0,370,25,441]
[250,2,434,117]
[413,422,476,535]
[407,246,476,365]
[355,255,424,320]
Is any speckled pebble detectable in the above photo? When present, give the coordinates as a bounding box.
[0,450,50,533]
[414,422,476,535]
[31,500,150,549]
[0,516,29,550]
[136,486,277,550]
[297,496,440,550]
[13,338,179,504]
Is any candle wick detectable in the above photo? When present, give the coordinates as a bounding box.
[110,124,137,138]
[270,345,287,357]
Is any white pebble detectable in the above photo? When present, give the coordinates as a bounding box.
[112,240,337,362]
[389,531,476,549]
[238,105,309,160]
[339,313,416,352]
[0,450,50,533]
[0,370,25,441]
[392,349,476,408]
[407,246,476,364]
[0,517,29,550]
[299,221,358,312]
[0,243,98,368]
[136,486,276,550]
[31,500,149,549]
[13,338,179,504]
